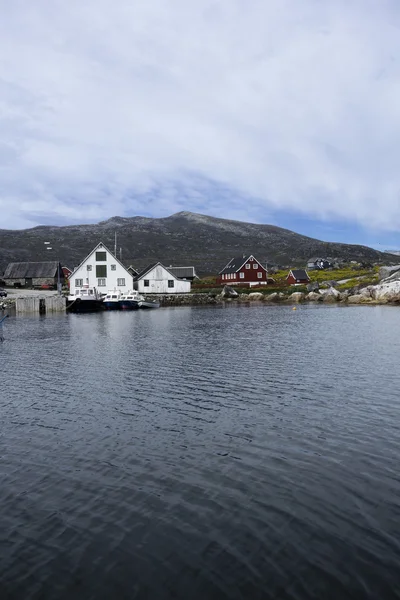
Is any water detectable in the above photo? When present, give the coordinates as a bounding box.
[1,304,400,599]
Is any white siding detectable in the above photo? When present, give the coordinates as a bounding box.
[136,264,191,294]
[70,244,133,295]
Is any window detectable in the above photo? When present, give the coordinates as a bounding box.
[234,273,236,279]
[253,263,258,269]
[168,280,174,288]
[117,278,125,286]
[96,251,107,261]
[75,279,83,287]
[111,264,116,271]
[257,272,262,278]
[87,265,92,271]
[96,265,107,278]
[239,273,244,279]
[246,264,250,269]
[144,280,149,287]
[98,278,106,286]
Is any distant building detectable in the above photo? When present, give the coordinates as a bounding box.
[217,255,269,287]
[306,257,333,270]
[133,263,191,294]
[167,266,198,281]
[69,242,133,296]
[3,261,65,289]
[286,269,310,285]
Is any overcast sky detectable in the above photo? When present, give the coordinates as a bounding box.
[1,0,400,248]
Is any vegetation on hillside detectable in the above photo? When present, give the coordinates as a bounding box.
[192,265,380,295]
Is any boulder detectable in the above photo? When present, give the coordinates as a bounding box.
[359,286,373,299]
[307,291,322,301]
[378,265,400,281]
[265,292,281,302]
[248,292,264,301]
[380,270,400,284]
[338,290,350,301]
[347,294,372,304]
[307,282,320,292]
[220,285,239,298]
[289,292,306,303]
[370,280,400,303]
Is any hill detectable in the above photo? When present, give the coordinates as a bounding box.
[0,211,398,276]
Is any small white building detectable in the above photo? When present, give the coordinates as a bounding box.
[134,262,191,294]
[69,242,133,295]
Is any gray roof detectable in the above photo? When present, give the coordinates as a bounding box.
[167,266,198,279]
[289,269,309,280]
[219,255,267,275]
[134,262,159,280]
[4,261,61,279]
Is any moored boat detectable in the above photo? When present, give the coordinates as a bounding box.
[119,290,142,310]
[138,298,160,309]
[103,289,123,310]
[67,286,104,312]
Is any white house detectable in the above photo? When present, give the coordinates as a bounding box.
[69,242,133,295]
[133,262,191,294]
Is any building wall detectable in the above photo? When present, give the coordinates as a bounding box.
[4,277,58,288]
[287,274,309,285]
[135,265,191,294]
[70,246,133,295]
[217,256,268,286]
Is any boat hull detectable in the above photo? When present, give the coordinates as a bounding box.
[103,301,121,310]
[139,300,160,309]
[119,300,140,310]
[67,299,104,313]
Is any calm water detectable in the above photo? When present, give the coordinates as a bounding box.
[1,304,400,599]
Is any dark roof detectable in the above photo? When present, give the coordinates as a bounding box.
[127,265,139,276]
[4,261,61,279]
[167,266,198,279]
[219,255,267,275]
[289,269,309,280]
[133,262,159,281]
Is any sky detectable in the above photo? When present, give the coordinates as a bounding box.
[1,0,400,249]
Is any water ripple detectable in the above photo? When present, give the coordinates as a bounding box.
[1,305,400,599]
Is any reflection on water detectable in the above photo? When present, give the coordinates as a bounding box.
[1,304,400,599]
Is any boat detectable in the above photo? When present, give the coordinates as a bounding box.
[67,286,104,312]
[138,298,160,309]
[103,289,123,310]
[118,290,142,310]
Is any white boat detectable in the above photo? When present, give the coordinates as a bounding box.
[67,286,104,312]
[119,290,142,310]
[138,298,160,309]
[103,289,123,310]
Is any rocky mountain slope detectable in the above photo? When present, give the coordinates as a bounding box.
[0,211,398,275]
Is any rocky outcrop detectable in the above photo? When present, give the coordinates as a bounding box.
[321,287,340,302]
[247,292,264,301]
[379,265,400,281]
[289,292,306,303]
[370,280,400,303]
[307,291,322,301]
[220,285,239,298]
[307,282,320,292]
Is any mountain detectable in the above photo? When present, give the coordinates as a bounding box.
[0,211,398,276]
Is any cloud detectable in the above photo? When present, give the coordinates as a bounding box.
[1,0,400,231]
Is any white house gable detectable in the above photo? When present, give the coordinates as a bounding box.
[135,263,191,294]
[70,243,133,295]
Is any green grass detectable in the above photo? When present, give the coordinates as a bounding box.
[192,265,380,295]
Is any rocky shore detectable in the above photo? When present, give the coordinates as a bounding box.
[215,265,400,306]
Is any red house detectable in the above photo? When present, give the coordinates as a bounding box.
[286,269,310,285]
[217,255,269,287]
